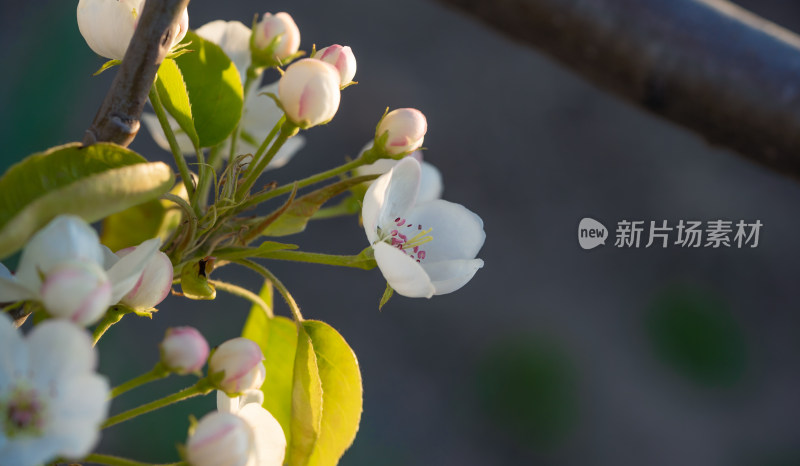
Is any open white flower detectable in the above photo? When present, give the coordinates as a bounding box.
[356,144,443,204]
[0,215,161,325]
[363,158,485,298]
[141,20,305,168]
[217,390,287,466]
[0,313,109,465]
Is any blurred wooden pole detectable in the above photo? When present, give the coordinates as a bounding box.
[83,0,190,147]
[437,0,800,178]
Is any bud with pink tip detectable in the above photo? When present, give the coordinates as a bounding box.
[208,337,266,394]
[186,411,252,466]
[161,327,209,374]
[41,260,112,325]
[314,44,356,87]
[115,247,173,310]
[376,108,428,156]
[278,58,341,129]
[252,12,300,62]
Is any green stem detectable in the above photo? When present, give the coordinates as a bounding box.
[234,259,303,321]
[237,121,297,201]
[110,363,170,399]
[83,453,186,466]
[149,86,195,200]
[190,145,208,211]
[102,380,213,429]
[252,115,285,162]
[209,279,274,318]
[310,198,361,220]
[229,66,259,161]
[260,249,376,270]
[92,306,130,346]
[241,158,365,210]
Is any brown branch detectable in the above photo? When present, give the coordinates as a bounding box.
[436,0,800,177]
[83,0,191,147]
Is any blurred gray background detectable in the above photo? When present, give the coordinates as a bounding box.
[2,0,800,465]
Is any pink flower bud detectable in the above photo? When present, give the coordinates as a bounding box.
[253,12,300,60]
[186,411,252,466]
[278,59,341,128]
[209,338,266,394]
[377,108,428,155]
[116,247,173,310]
[41,261,112,326]
[314,44,356,87]
[161,327,209,374]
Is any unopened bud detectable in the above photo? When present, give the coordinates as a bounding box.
[77,0,189,60]
[376,108,427,155]
[116,247,173,310]
[209,338,266,394]
[186,411,252,466]
[278,59,341,129]
[253,12,300,61]
[314,44,356,87]
[41,261,112,325]
[161,327,209,374]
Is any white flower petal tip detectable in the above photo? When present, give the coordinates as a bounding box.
[0,314,109,465]
[278,59,341,129]
[376,108,427,155]
[209,338,267,395]
[106,238,162,304]
[363,158,485,298]
[253,12,301,61]
[77,0,189,60]
[314,44,357,87]
[357,146,443,204]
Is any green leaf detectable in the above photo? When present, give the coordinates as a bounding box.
[288,324,324,466]
[262,176,378,237]
[100,199,166,252]
[302,320,363,466]
[242,282,298,447]
[174,31,243,147]
[156,58,200,149]
[0,142,174,259]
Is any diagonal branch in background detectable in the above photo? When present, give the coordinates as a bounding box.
[83,0,190,148]
[437,0,800,178]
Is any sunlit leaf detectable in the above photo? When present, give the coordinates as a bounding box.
[156,58,199,149]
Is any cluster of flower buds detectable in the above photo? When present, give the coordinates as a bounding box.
[0,215,172,325]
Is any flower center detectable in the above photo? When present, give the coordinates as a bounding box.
[3,385,47,438]
[378,217,433,263]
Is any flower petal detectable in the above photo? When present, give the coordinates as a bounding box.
[217,389,240,413]
[196,20,253,85]
[15,215,105,291]
[0,314,27,391]
[141,112,196,156]
[26,320,96,387]
[100,245,120,269]
[46,374,110,459]
[0,263,36,302]
[423,259,484,295]
[238,403,287,466]
[406,199,485,261]
[372,242,435,298]
[363,157,421,243]
[106,238,161,303]
[418,161,443,203]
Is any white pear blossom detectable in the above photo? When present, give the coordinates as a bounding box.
[77,0,189,60]
[141,20,305,168]
[278,58,341,129]
[216,390,287,466]
[314,44,357,87]
[0,215,161,325]
[111,246,173,311]
[356,144,443,203]
[0,313,109,465]
[252,12,301,61]
[376,108,427,155]
[209,338,267,395]
[362,158,485,298]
